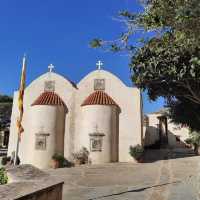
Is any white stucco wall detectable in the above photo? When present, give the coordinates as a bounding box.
[167,121,189,147]
[146,113,189,147]
[144,114,160,146]
[8,72,76,162]
[25,105,65,169]
[80,105,119,164]
[8,69,142,166]
[75,70,142,162]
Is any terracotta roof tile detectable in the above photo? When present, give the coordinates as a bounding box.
[31,92,67,110]
[81,91,120,109]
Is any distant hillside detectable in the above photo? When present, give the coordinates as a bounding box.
[0,95,13,130]
[0,95,13,103]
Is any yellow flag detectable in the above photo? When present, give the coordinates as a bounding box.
[17,56,26,138]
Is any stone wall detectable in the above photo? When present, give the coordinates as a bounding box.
[0,165,64,200]
[14,183,63,200]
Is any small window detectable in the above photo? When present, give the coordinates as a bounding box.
[90,138,103,152]
[44,81,55,92]
[89,132,105,152]
[94,79,105,91]
[35,133,50,150]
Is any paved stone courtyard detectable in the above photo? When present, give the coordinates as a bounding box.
[46,149,200,200]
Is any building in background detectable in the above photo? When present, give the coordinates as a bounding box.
[143,109,189,148]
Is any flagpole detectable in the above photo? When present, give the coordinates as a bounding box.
[14,55,26,165]
[14,134,20,165]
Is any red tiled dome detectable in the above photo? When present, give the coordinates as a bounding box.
[31,91,67,109]
[81,91,120,109]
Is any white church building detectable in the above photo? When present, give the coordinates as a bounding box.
[8,63,143,168]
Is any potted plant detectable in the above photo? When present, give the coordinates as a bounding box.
[72,147,89,166]
[51,153,65,169]
[1,157,8,166]
[129,144,144,162]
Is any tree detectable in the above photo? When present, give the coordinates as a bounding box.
[168,98,200,131]
[0,95,12,103]
[185,130,200,154]
[91,0,200,130]
[0,95,12,131]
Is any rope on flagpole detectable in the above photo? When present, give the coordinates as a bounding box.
[14,55,26,166]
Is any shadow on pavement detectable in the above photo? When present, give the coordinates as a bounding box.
[142,148,197,163]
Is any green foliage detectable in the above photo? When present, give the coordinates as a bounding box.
[0,94,12,132]
[0,167,8,185]
[52,153,73,168]
[72,147,89,164]
[0,95,13,103]
[185,130,200,154]
[185,131,200,146]
[91,0,200,131]
[185,138,193,145]
[131,33,200,102]
[168,99,200,131]
[89,39,102,48]
[0,102,12,132]
[1,157,8,165]
[129,144,144,160]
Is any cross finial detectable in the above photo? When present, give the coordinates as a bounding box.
[23,53,26,60]
[96,60,103,70]
[48,64,54,73]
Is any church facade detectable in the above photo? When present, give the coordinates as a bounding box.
[8,67,143,168]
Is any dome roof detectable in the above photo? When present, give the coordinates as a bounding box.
[81,90,120,109]
[31,91,67,109]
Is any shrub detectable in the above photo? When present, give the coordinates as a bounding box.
[62,159,74,168]
[52,153,74,168]
[1,156,12,166]
[129,144,144,160]
[185,131,200,154]
[0,167,8,185]
[72,147,89,165]
[1,157,8,165]
[52,153,66,168]
[185,138,193,145]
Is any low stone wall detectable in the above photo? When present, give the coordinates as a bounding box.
[14,183,63,200]
[0,165,64,200]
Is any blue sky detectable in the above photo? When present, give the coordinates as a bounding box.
[0,0,164,113]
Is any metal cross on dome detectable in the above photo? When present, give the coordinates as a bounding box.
[96,60,103,70]
[48,64,54,73]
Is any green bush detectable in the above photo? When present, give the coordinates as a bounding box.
[0,167,8,185]
[185,138,193,145]
[129,145,144,160]
[185,131,200,154]
[72,147,89,164]
[1,157,8,165]
[52,153,72,168]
